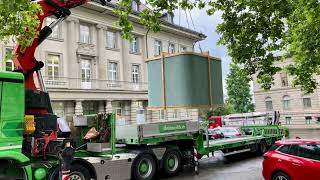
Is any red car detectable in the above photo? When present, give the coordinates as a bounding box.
[262,139,320,180]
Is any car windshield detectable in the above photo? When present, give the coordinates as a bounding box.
[221,128,238,133]
[208,129,218,134]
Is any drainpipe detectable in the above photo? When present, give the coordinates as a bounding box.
[145,28,150,58]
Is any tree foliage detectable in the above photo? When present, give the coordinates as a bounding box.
[0,0,42,47]
[211,101,234,116]
[226,63,254,113]
[2,0,320,93]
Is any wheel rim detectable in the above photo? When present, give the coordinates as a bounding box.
[167,154,179,172]
[138,158,152,178]
[274,175,288,180]
[69,172,85,180]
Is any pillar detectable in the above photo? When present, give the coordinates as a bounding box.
[75,100,83,115]
[105,100,113,113]
[124,101,131,123]
[130,100,139,123]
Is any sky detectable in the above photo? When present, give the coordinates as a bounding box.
[173,8,232,98]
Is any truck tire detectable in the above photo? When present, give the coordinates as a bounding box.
[132,153,156,180]
[162,150,182,177]
[259,140,268,155]
[69,164,91,180]
[47,164,91,180]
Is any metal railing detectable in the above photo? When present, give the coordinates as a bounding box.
[43,76,148,91]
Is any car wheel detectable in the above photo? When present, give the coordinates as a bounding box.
[272,172,290,180]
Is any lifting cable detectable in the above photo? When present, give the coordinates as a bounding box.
[188,9,203,53]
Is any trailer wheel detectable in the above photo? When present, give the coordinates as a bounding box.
[259,140,268,155]
[47,164,91,180]
[69,164,91,180]
[162,150,182,177]
[132,154,156,180]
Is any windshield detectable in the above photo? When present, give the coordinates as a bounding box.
[221,128,239,133]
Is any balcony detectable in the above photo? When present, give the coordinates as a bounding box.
[43,76,148,91]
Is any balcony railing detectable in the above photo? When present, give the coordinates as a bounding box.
[43,76,148,91]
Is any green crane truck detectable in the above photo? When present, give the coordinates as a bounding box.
[0,71,288,180]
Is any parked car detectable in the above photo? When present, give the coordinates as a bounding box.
[207,128,224,140]
[219,127,241,138]
[262,139,320,180]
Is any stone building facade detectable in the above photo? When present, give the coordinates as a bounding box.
[0,1,204,124]
[253,58,320,127]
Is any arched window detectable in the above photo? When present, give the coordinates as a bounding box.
[265,97,273,111]
[283,95,290,110]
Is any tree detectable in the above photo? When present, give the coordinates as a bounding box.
[211,101,234,116]
[2,0,320,93]
[226,63,254,113]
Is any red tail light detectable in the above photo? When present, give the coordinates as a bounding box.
[235,133,241,136]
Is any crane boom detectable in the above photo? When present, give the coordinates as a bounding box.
[10,0,108,171]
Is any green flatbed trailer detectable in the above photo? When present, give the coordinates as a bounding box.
[0,71,288,180]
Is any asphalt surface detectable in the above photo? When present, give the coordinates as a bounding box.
[166,153,264,180]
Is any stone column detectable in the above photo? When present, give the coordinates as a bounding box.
[105,100,113,113]
[75,100,83,115]
[66,17,79,81]
[119,34,126,81]
[124,101,131,123]
[96,24,106,80]
[130,100,139,123]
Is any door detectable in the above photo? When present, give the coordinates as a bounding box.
[276,145,301,179]
[295,144,320,180]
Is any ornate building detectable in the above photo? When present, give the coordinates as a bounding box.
[0,1,204,124]
[253,58,320,127]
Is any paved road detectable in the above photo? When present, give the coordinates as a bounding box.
[167,153,264,180]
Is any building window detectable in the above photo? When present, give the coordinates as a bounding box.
[132,64,140,83]
[283,95,290,110]
[108,62,118,81]
[130,36,140,53]
[180,46,187,52]
[4,48,14,71]
[305,116,312,124]
[132,0,139,11]
[280,72,288,87]
[106,31,117,49]
[285,117,292,125]
[154,40,162,56]
[81,60,91,82]
[265,97,273,111]
[168,43,175,54]
[47,54,60,80]
[83,101,99,115]
[112,101,123,116]
[46,17,60,39]
[303,97,312,108]
[79,24,90,44]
